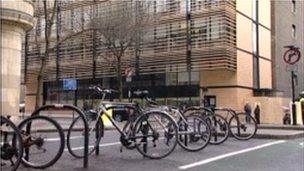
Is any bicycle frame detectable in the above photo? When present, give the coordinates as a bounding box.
[86,99,172,154]
[98,102,141,136]
[148,105,196,134]
[213,108,243,136]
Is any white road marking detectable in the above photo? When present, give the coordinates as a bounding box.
[47,136,87,142]
[64,142,121,152]
[300,142,304,148]
[64,136,168,152]
[178,140,286,170]
[45,137,63,142]
[68,136,84,140]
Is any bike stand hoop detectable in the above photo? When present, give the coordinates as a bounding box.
[31,104,89,168]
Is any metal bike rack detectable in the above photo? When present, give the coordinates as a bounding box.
[30,104,89,168]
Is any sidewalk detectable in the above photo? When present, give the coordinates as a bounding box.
[255,124,304,139]
[22,116,304,140]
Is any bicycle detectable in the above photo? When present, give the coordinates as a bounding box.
[1,115,23,171]
[67,86,178,159]
[19,115,65,169]
[185,107,229,145]
[212,107,257,140]
[1,114,65,170]
[133,90,211,152]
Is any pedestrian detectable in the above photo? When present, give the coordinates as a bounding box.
[244,101,252,123]
[254,102,261,124]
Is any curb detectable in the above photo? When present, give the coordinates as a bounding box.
[258,125,304,131]
[252,132,304,140]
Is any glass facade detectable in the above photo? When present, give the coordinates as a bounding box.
[24,0,236,109]
[44,73,200,107]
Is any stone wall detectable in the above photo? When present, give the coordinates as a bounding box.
[0,0,34,117]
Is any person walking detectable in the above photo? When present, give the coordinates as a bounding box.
[244,101,252,123]
[254,102,261,124]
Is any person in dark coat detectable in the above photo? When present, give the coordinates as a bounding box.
[244,102,252,123]
[254,102,261,124]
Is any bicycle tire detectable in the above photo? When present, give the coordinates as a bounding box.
[18,115,64,169]
[177,115,211,151]
[133,111,178,159]
[0,116,23,171]
[204,114,229,145]
[188,112,229,145]
[67,115,104,158]
[229,113,257,140]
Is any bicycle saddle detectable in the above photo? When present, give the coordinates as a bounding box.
[89,86,119,94]
[133,90,158,105]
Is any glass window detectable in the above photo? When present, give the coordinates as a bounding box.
[252,23,257,54]
[253,56,258,88]
[211,16,220,40]
[292,24,296,38]
[166,72,177,86]
[252,0,257,21]
[292,0,296,13]
[40,18,45,38]
[178,72,189,85]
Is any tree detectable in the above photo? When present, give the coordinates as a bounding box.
[90,1,153,101]
[33,0,57,109]
[31,0,92,109]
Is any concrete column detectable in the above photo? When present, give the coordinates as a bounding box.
[0,0,34,117]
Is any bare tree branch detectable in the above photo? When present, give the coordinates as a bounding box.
[87,0,154,100]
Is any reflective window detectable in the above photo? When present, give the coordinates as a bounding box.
[252,0,257,21]
[292,24,296,38]
[292,0,296,13]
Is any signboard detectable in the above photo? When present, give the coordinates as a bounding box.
[283,46,302,125]
[63,79,77,90]
[125,67,135,82]
[125,67,135,77]
[283,48,301,65]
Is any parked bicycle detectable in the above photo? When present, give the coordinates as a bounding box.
[1,114,65,170]
[18,115,65,169]
[185,107,230,145]
[133,90,211,152]
[212,107,257,140]
[67,86,178,159]
[1,116,23,171]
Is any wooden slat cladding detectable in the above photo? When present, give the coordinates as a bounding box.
[23,0,236,83]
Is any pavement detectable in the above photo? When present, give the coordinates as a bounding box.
[16,130,304,171]
[25,116,304,140]
[5,115,304,171]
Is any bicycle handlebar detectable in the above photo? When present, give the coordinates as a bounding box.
[88,86,119,95]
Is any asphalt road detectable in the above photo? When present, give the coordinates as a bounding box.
[17,130,304,171]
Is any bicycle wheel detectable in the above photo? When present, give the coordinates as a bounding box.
[18,115,64,169]
[67,115,104,158]
[133,111,178,159]
[229,113,257,140]
[204,114,229,145]
[0,116,23,171]
[177,115,211,152]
